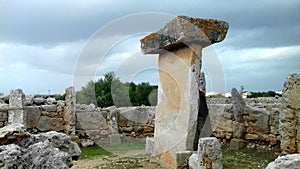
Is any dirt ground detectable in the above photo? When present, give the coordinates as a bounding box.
[71,150,171,169]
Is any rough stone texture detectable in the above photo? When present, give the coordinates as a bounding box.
[153,45,202,168]
[282,73,300,109]
[0,125,81,168]
[0,104,8,128]
[0,124,30,145]
[76,111,107,130]
[81,139,94,147]
[189,153,199,169]
[198,137,222,169]
[231,88,246,122]
[8,89,26,127]
[33,97,45,105]
[175,151,194,169]
[145,137,154,155]
[64,86,76,135]
[270,109,280,135]
[36,116,64,132]
[280,73,300,154]
[140,16,229,54]
[265,154,300,169]
[118,107,150,126]
[245,107,270,134]
[25,106,41,129]
[141,16,228,168]
[230,138,246,150]
[109,133,121,146]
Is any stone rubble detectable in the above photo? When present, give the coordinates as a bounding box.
[0,124,81,168]
[189,137,222,169]
[265,154,300,169]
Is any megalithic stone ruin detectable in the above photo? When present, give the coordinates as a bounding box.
[140,16,229,168]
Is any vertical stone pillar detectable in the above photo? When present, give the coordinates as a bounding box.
[64,86,76,135]
[8,89,26,127]
[198,137,222,169]
[280,73,300,153]
[141,16,229,168]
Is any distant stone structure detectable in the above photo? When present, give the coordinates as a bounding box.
[140,15,229,167]
[8,89,26,127]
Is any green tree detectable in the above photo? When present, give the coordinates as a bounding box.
[76,80,97,105]
[76,72,158,107]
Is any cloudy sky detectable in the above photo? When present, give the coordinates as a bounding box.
[0,0,299,95]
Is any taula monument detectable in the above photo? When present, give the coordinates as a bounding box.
[140,16,229,167]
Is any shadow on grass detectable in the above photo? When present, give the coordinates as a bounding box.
[79,138,146,160]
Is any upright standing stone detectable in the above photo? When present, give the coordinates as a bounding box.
[8,89,26,127]
[64,86,76,135]
[280,73,300,153]
[189,137,222,169]
[198,137,222,169]
[141,16,229,168]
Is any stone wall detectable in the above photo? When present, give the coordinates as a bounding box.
[0,105,8,128]
[209,103,280,148]
[207,97,282,107]
[1,81,298,152]
[75,104,156,145]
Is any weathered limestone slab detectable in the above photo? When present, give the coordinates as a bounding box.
[109,133,121,146]
[192,137,222,169]
[8,89,26,127]
[280,73,300,154]
[230,138,246,150]
[64,86,76,135]
[153,45,202,167]
[141,16,229,168]
[198,138,222,169]
[175,151,194,169]
[25,106,41,129]
[145,137,154,155]
[141,16,229,54]
[36,116,64,132]
[266,154,300,169]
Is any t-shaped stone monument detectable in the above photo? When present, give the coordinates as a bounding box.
[140,16,229,168]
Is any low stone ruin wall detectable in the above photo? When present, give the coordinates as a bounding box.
[75,104,155,145]
[207,97,282,107]
[25,99,66,133]
[209,103,280,148]
[1,72,299,154]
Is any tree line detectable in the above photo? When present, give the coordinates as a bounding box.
[76,72,158,107]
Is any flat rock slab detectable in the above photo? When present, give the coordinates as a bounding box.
[141,16,229,54]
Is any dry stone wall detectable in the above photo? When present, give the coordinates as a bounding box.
[75,104,155,145]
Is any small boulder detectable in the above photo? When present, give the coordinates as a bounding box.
[266,154,300,169]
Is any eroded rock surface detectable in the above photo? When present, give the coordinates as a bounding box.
[280,73,300,154]
[141,16,229,54]
[0,124,81,168]
[266,154,300,169]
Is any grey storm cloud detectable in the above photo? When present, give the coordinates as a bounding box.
[1,0,299,48]
[0,0,299,94]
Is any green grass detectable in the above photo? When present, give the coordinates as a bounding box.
[101,139,145,154]
[79,138,145,160]
[222,146,280,169]
[79,145,113,160]
[79,141,280,169]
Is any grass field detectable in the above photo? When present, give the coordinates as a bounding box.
[77,140,280,169]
